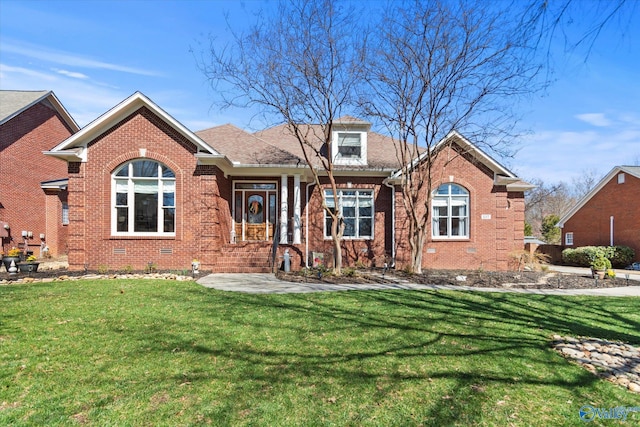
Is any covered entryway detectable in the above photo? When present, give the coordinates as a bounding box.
[233,182,277,241]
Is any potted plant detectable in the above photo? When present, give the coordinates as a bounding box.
[2,248,23,272]
[590,250,611,280]
[18,254,40,273]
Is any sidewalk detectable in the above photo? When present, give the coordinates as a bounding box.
[197,272,640,296]
[548,265,640,281]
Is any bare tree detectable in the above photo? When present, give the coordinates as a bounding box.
[519,0,635,59]
[524,169,599,240]
[362,0,543,273]
[200,0,365,274]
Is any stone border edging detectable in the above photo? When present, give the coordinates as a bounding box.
[553,335,640,393]
[0,273,195,285]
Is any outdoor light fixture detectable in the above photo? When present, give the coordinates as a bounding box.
[3,224,9,230]
[21,230,27,237]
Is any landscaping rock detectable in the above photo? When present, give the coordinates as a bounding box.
[553,336,640,394]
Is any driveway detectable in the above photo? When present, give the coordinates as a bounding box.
[197,272,640,296]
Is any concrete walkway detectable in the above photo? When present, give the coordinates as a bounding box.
[197,271,640,296]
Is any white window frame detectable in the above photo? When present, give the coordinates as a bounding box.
[61,202,69,225]
[432,183,470,239]
[331,131,367,166]
[565,232,574,246]
[323,189,374,240]
[111,160,176,237]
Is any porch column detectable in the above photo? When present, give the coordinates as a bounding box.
[293,174,301,244]
[280,174,288,244]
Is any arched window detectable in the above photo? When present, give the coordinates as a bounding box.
[432,183,469,239]
[113,160,175,235]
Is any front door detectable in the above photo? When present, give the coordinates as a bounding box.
[234,182,277,241]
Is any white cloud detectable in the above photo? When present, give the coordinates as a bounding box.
[53,68,89,80]
[515,122,640,184]
[575,113,612,127]
[0,63,56,81]
[2,40,160,77]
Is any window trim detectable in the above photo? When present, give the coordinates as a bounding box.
[323,188,374,240]
[111,160,176,237]
[61,202,69,225]
[565,232,574,246]
[331,130,367,166]
[431,183,470,240]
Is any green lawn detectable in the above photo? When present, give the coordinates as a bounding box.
[1,279,639,426]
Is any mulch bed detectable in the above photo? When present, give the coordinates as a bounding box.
[1,266,636,290]
[277,268,637,289]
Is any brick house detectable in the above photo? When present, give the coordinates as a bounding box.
[1,90,79,258]
[45,92,532,272]
[558,166,640,259]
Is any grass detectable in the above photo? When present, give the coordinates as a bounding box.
[1,279,639,426]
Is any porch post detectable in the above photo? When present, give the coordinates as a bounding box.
[293,174,301,244]
[280,174,288,244]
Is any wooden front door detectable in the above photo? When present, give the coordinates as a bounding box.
[234,182,277,241]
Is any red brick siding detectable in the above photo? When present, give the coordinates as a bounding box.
[0,100,73,256]
[67,107,230,271]
[302,177,393,269]
[393,144,525,271]
[563,173,640,258]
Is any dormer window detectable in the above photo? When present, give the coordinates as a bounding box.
[338,133,361,158]
[332,130,367,165]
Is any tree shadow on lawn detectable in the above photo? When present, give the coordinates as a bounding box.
[122,287,640,424]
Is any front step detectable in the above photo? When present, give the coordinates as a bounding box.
[209,242,275,273]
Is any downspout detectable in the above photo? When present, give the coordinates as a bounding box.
[305,182,315,268]
[383,178,396,265]
[610,216,614,246]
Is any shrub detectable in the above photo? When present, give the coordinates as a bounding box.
[562,245,635,268]
[562,247,596,266]
[609,246,635,268]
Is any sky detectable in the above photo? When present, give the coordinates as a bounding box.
[1,0,639,185]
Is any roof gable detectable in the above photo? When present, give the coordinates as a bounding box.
[0,90,79,132]
[558,165,640,227]
[387,131,533,191]
[45,92,218,162]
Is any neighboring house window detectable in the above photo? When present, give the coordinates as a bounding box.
[61,203,69,225]
[113,160,175,235]
[432,184,469,239]
[565,232,574,246]
[331,131,367,165]
[618,173,625,184]
[324,189,373,239]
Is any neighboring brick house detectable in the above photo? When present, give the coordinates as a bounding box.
[45,92,532,272]
[558,166,640,259]
[0,90,79,258]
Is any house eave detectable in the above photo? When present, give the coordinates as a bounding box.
[43,148,85,162]
[40,178,69,190]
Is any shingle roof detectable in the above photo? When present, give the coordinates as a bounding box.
[0,90,79,131]
[196,124,304,165]
[0,90,49,124]
[254,123,400,170]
